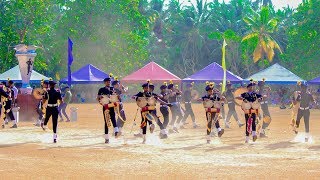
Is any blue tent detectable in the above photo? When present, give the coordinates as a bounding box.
[182,62,243,83]
[0,65,49,83]
[60,64,109,84]
[246,63,304,84]
[308,76,320,84]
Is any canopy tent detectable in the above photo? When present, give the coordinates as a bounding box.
[245,63,304,84]
[0,65,49,83]
[182,62,243,83]
[308,76,320,84]
[60,64,109,84]
[121,62,181,83]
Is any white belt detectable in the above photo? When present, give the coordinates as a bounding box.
[160,105,168,108]
[261,101,268,104]
[47,104,58,107]
[228,101,234,104]
[299,107,309,110]
[171,102,179,105]
[185,102,191,104]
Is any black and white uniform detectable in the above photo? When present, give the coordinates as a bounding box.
[182,89,196,125]
[258,86,271,131]
[224,89,241,126]
[202,94,223,136]
[296,91,314,137]
[115,88,127,131]
[43,88,62,136]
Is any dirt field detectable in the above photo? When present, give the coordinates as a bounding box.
[1,103,320,179]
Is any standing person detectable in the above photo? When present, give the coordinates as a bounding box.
[236,82,263,143]
[112,77,127,135]
[290,81,301,133]
[158,82,170,137]
[97,77,119,144]
[202,82,225,144]
[41,80,62,143]
[181,82,199,128]
[35,80,49,126]
[59,86,72,122]
[167,81,183,133]
[217,83,226,123]
[132,81,157,143]
[0,82,9,125]
[257,79,272,137]
[8,80,18,107]
[223,81,244,128]
[294,83,316,142]
[1,81,17,128]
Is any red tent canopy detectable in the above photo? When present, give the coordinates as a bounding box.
[121,62,181,83]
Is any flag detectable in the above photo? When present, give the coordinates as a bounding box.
[68,37,73,86]
[221,39,227,93]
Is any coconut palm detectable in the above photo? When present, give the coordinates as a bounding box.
[242,6,282,62]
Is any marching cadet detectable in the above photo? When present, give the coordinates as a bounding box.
[35,80,49,126]
[1,81,17,128]
[97,77,120,144]
[132,81,156,143]
[223,81,244,128]
[294,83,316,142]
[158,82,170,138]
[201,82,225,144]
[290,81,301,134]
[167,81,183,133]
[41,80,62,143]
[236,81,263,143]
[257,78,272,137]
[0,82,9,127]
[112,77,127,135]
[181,82,199,128]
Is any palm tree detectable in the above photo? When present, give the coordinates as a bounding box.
[242,6,282,62]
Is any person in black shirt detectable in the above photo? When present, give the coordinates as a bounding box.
[167,82,183,133]
[42,80,62,143]
[0,82,9,127]
[1,81,16,129]
[257,79,272,138]
[181,82,199,128]
[201,82,225,144]
[97,77,119,144]
[223,81,244,128]
[112,78,127,135]
[236,82,262,143]
[295,83,316,142]
[158,82,170,138]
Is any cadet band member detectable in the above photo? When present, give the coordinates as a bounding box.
[1,81,17,128]
[257,79,272,137]
[236,81,262,143]
[290,81,301,134]
[41,80,62,143]
[35,80,49,126]
[223,81,244,128]
[167,81,183,133]
[181,82,199,128]
[97,77,120,144]
[112,77,127,135]
[158,82,170,138]
[133,82,157,143]
[0,82,9,127]
[294,83,316,142]
[202,82,225,144]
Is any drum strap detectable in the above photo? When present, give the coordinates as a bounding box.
[114,102,125,123]
[247,115,253,134]
[140,111,148,128]
[207,112,212,133]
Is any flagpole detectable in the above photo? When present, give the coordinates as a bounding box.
[222,39,227,93]
[68,37,73,87]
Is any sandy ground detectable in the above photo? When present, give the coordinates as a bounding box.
[1,103,320,179]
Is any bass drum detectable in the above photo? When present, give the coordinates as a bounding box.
[203,99,214,108]
[99,95,110,105]
[234,87,248,106]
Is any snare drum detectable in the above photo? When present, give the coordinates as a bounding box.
[203,99,214,108]
[241,102,252,110]
[110,94,119,103]
[147,97,156,106]
[99,95,110,105]
[251,101,261,110]
[213,101,221,109]
[136,97,148,108]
